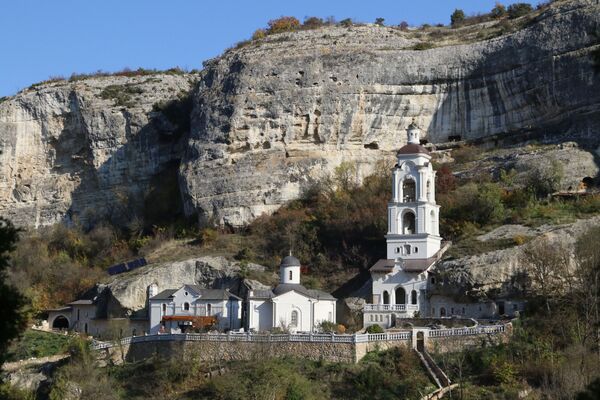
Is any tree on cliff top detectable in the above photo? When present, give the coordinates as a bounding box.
[451,9,466,27]
[0,218,27,367]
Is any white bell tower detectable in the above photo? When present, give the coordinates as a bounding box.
[386,123,441,260]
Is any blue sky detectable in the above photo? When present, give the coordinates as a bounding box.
[0,0,540,97]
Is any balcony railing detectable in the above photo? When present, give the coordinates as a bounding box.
[363,304,419,313]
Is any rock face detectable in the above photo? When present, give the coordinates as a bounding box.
[0,74,195,228]
[89,256,265,318]
[182,0,600,225]
[1,0,600,228]
[432,215,600,299]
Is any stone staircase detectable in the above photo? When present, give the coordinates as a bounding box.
[415,348,454,399]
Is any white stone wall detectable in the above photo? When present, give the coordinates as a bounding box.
[70,305,97,334]
[273,291,312,332]
[427,295,529,319]
[247,299,274,332]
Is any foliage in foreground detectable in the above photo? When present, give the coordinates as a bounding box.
[0,218,28,367]
[5,329,71,362]
[49,346,431,400]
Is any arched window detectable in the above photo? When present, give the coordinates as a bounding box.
[402,212,416,235]
[183,302,190,311]
[402,179,416,202]
[291,310,298,327]
[77,309,80,321]
[84,323,88,334]
[207,304,212,316]
[289,270,293,281]
[411,290,417,305]
[383,291,390,305]
[162,304,167,315]
[395,287,406,305]
[404,244,411,255]
[440,307,446,317]
[426,180,432,201]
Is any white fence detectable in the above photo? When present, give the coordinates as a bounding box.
[427,324,505,338]
[363,304,419,312]
[92,324,506,351]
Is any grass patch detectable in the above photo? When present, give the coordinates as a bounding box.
[445,237,522,259]
[100,84,144,108]
[6,329,71,362]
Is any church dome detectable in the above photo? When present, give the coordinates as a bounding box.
[397,143,430,155]
[280,255,301,267]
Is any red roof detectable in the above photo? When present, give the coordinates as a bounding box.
[397,143,430,155]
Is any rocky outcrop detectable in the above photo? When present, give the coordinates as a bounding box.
[181,0,600,225]
[88,256,265,318]
[0,73,196,228]
[432,215,600,298]
[1,1,599,228]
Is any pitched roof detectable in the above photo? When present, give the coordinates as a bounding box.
[68,299,94,305]
[150,286,242,301]
[248,289,275,299]
[273,283,336,300]
[150,289,177,300]
[369,259,396,273]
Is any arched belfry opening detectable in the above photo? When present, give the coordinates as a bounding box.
[403,212,416,235]
[383,291,390,305]
[402,179,416,202]
[395,287,406,305]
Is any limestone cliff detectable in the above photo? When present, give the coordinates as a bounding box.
[0,74,196,227]
[1,0,599,227]
[181,0,600,225]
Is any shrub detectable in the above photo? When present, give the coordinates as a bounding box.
[398,21,409,31]
[451,9,466,27]
[375,17,385,26]
[452,145,481,164]
[412,42,434,50]
[366,324,384,333]
[251,29,266,40]
[507,3,533,19]
[339,18,353,27]
[199,228,218,245]
[303,16,324,29]
[522,160,563,199]
[267,16,301,34]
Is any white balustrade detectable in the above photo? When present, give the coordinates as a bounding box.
[91,324,506,350]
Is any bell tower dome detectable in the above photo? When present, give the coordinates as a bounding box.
[280,254,301,284]
[386,123,441,260]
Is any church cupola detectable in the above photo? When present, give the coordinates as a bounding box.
[407,121,420,144]
[385,123,442,261]
[279,255,301,284]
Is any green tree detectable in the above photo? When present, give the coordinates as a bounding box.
[0,218,27,367]
[451,9,466,27]
[375,17,385,26]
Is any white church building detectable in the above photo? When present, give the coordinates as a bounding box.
[246,255,337,332]
[364,123,448,328]
[149,285,243,334]
[363,123,526,328]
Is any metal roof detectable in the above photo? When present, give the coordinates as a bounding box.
[273,283,336,300]
[280,255,301,267]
